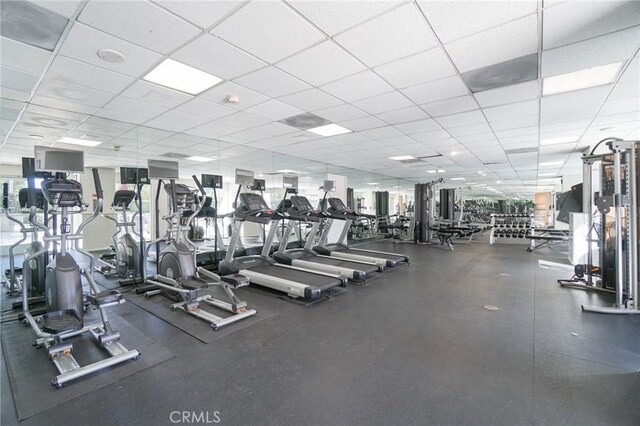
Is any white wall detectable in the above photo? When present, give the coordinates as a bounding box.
[79,167,116,251]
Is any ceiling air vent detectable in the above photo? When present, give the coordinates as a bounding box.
[462,54,538,93]
[162,152,189,159]
[278,113,331,130]
[504,147,538,155]
[0,1,68,51]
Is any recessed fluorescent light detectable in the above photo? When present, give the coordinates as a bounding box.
[389,155,416,161]
[539,161,563,166]
[426,170,437,174]
[542,62,623,96]
[496,180,501,184]
[186,156,215,162]
[143,58,222,95]
[450,177,465,181]
[437,169,446,173]
[367,182,379,185]
[451,151,458,156]
[307,123,351,137]
[57,137,101,147]
[540,136,577,145]
[28,134,44,139]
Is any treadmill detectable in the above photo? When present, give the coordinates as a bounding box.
[272,195,382,282]
[218,193,346,300]
[314,197,410,268]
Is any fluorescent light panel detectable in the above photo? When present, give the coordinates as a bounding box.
[307,123,351,137]
[143,58,222,95]
[542,62,623,96]
[186,156,215,162]
[57,137,101,147]
[450,177,465,181]
[389,155,416,161]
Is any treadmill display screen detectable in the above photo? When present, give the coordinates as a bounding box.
[251,179,266,191]
[201,174,223,189]
[290,196,314,212]
[239,193,269,211]
[328,198,347,211]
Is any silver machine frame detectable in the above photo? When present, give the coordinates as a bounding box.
[560,139,639,315]
[22,171,139,387]
[144,176,256,329]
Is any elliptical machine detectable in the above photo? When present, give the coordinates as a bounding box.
[143,166,256,330]
[96,189,144,285]
[22,157,139,388]
[2,186,46,299]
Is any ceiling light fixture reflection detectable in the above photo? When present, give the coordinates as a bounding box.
[542,62,623,96]
[186,156,215,162]
[57,137,102,147]
[307,123,352,137]
[389,155,416,161]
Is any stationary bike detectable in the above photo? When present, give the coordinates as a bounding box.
[22,168,139,388]
[2,186,46,300]
[144,175,256,330]
[96,190,144,285]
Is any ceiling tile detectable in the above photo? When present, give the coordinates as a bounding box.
[199,81,270,109]
[541,26,639,77]
[30,0,82,18]
[446,122,493,137]
[360,125,403,140]
[483,99,539,121]
[144,110,212,132]
[102,95,168,120]
[211,1,324,63]
[45,55,135,94]
[436,110,487,129]
[419,0,537,43]
[394,118,442,135]
[0,87,30,102]
[494,125,539,138]
[277,40,366,86]
[410,129,452,143]
[120,80,193,109]
[401,75,468,104]
[252,122,298,137]
[377,106,429,124]
[93,109,150,125]
[421,95,478,117]
[35,78,114,107]
[313,104,368,122]
[171,33,266,80]
[30,94,99,115]
[339,115,387,132]
[278,88,343,111]
[474,80,539,107]
[234,66,310,98]
[288,0,403,36]
[245,99,304,121]
[152,0,243,29]
[544,0,640,49]
[321,71,394,103]
[174,97,236,120]
[78,0,201,54]
[353,91,413,115]
[23,104,87,122]
[490,114,540,131]
[444,14,538,73]
[373,47,456,89]
[58,23,162,77]
[0,36,51,75]
[334,3,438,67]
[0,66,39,93]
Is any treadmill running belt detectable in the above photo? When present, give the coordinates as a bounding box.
[334,248,408,264]
[300,256,378,274]
[249,265,342,291]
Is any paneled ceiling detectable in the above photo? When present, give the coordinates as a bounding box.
[1,0,639,197]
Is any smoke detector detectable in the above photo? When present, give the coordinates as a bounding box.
[113,145,121,152]
[226,94,240,104]
[97,48,125,63]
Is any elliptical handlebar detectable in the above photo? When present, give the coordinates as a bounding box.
[92,168,103,204]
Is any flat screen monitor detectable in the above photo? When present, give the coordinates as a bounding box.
[147,159,179,179]
[571,183,583,207]
[556,188,582,224]
[283,175,298,189]
[251,179,266,191]
[201,174,223,189]
[34,146,84,173]
[120,167,150,185]
[235,168,254,185]
[323,180,336,192]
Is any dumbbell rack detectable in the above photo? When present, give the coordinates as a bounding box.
[489,214,533,245]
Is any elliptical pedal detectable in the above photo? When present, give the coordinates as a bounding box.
[40,310,83,334]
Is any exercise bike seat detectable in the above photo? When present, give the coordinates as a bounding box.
[87,290,123,307]
[41,309,83,334]
[221,273,250,289]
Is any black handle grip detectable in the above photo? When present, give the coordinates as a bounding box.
[169,179,178,213]
[27,177,37,209]
[192,175,206,196]
[92,168,103,200]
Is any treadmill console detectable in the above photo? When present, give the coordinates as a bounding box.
[239,193,269,211]
[290,196,314,213]
[328,198,350,213]
[112,189,136,209]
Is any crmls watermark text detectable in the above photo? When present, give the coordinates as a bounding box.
[170,411,221,424]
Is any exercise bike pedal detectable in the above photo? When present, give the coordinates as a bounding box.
[41,309,83,334]
[221,273,250,288]
[87,290,123,307]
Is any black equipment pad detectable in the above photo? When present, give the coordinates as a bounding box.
[1,310,174,420]
[126,287,277,344]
